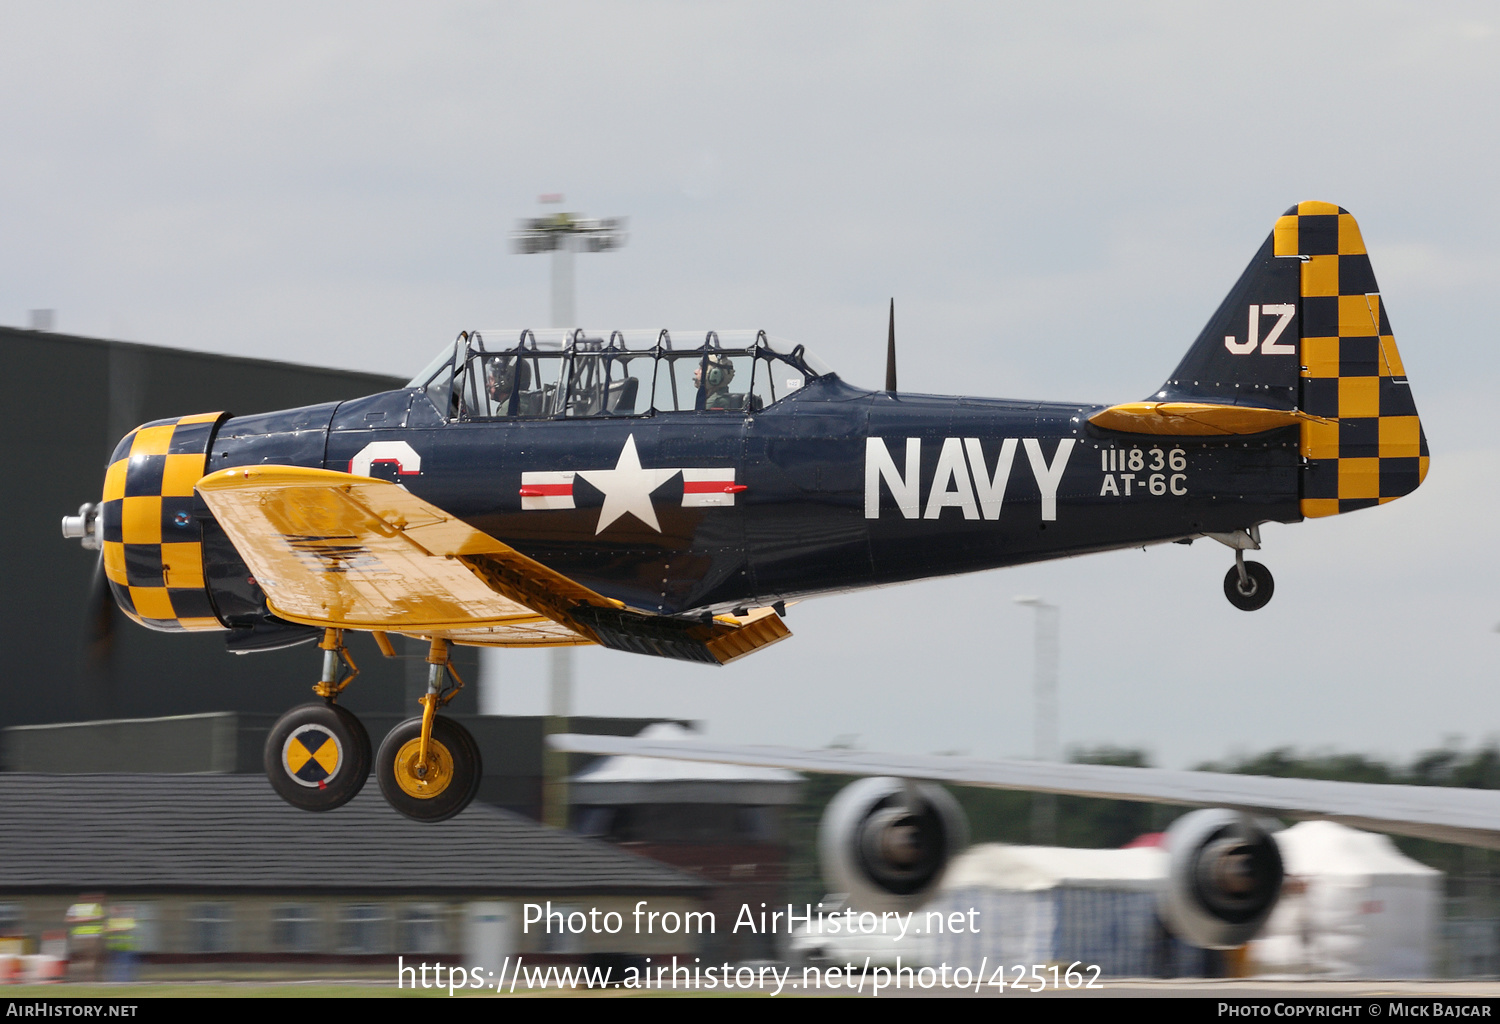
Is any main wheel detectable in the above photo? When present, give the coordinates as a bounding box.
[1223,560,1274,611]
[377,716,482,822]
[264,702,372,811]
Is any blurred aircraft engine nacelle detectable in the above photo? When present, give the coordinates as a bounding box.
[819,777,968,912]
[1159,808,1284,949]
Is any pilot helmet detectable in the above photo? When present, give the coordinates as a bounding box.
[702,353,734,390]
[486,356,530,393]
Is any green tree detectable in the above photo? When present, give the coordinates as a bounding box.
[1198,742,1500,894]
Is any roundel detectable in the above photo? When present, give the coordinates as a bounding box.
[349,440,422,478]
[282,726,343,787]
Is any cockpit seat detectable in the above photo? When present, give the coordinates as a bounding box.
[608,377,639,415]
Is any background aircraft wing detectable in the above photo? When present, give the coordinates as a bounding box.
[195,465,789,662]
[549,733,1500,850]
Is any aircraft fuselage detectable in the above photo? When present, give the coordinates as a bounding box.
[208,374,1301,618]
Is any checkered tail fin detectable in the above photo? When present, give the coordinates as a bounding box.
[1157,201,1427,518]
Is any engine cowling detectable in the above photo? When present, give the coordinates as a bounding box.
[86,408,329,651]
[818,777,968,913]
[99,412,229,633]
[1159,808,1284,949]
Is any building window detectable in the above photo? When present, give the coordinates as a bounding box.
[188,903,233,954]
[737,806,779,842]
[338,905,390,954]
[398,905,446,955]
[272,905,320,954]
[131,902,160,954]
[573,807,614,837]
[0,904,23,936]
[540,905,583,955]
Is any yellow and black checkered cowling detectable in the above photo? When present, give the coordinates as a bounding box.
[1274,202,1429,518]
[100,412,229,632]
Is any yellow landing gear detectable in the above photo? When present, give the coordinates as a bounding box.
[264,629,372,811]
[376,639,482,822]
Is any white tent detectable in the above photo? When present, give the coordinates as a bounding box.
[789,844,1171,972]
[1250,820,1441,979]
[930,823,1442,978]
[930,844,1177,976]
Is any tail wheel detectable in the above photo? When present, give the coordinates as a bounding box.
[1223,560,1274,611]
[264,702,372,811]
[377,716,482,822]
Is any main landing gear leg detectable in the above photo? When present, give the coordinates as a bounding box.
[377,638,482,822]
[264,628,373,811]
[1210,527,1274,612]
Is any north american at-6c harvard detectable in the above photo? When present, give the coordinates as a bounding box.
[61,202,1427,834]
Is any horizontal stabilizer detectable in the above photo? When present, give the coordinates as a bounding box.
[1089,402,1329,436]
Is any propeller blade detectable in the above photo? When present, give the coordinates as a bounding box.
[885,298,897,392]
[83,555,117,716]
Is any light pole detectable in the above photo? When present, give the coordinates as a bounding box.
[511,197,628,327]
[1014,595,1059,845]
[513,196,627,828]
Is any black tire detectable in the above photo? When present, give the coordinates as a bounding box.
[264,702,372,811]
[377,716,482,822]
[1223,560,1274,611]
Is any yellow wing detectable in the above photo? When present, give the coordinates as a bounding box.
[194,465,789,664]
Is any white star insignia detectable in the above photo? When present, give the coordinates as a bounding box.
[578,435,679,534]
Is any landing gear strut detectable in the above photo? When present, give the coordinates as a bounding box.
[376,638,482,822]
[1208,526,1274,612]
[264,629,372,811]
[1223,553,1274,612]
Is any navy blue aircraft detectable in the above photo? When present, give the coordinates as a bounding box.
[61,201,1426,824]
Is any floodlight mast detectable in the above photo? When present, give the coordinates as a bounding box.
[511,200,628,327]
[1014,595,1060,845]
[512,196,628,829]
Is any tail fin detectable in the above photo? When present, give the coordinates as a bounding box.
[1273,202,1428,517]
[1097,202,1428,518]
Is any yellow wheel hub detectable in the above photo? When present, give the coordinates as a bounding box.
[392,737,454,799]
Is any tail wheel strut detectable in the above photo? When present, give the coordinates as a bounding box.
[1223,553,1274,612]
[1208,528,1275,612]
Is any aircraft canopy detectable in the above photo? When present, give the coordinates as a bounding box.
[407,329,831,420]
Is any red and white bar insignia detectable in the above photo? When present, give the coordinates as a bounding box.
[519,471,577,510]
[682,468,747,507]
[520,468,746,510]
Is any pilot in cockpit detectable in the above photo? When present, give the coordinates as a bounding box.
[694,353,737,411]
[485,356,535,415]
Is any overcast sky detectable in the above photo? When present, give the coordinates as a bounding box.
[4,2,1497,768]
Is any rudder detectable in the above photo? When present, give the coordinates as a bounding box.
[1273,201,1428,517]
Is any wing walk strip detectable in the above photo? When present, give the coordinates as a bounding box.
[549,735,1500,852]
[194,465,789,665]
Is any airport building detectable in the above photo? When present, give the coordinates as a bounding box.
[0,775,706,968]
